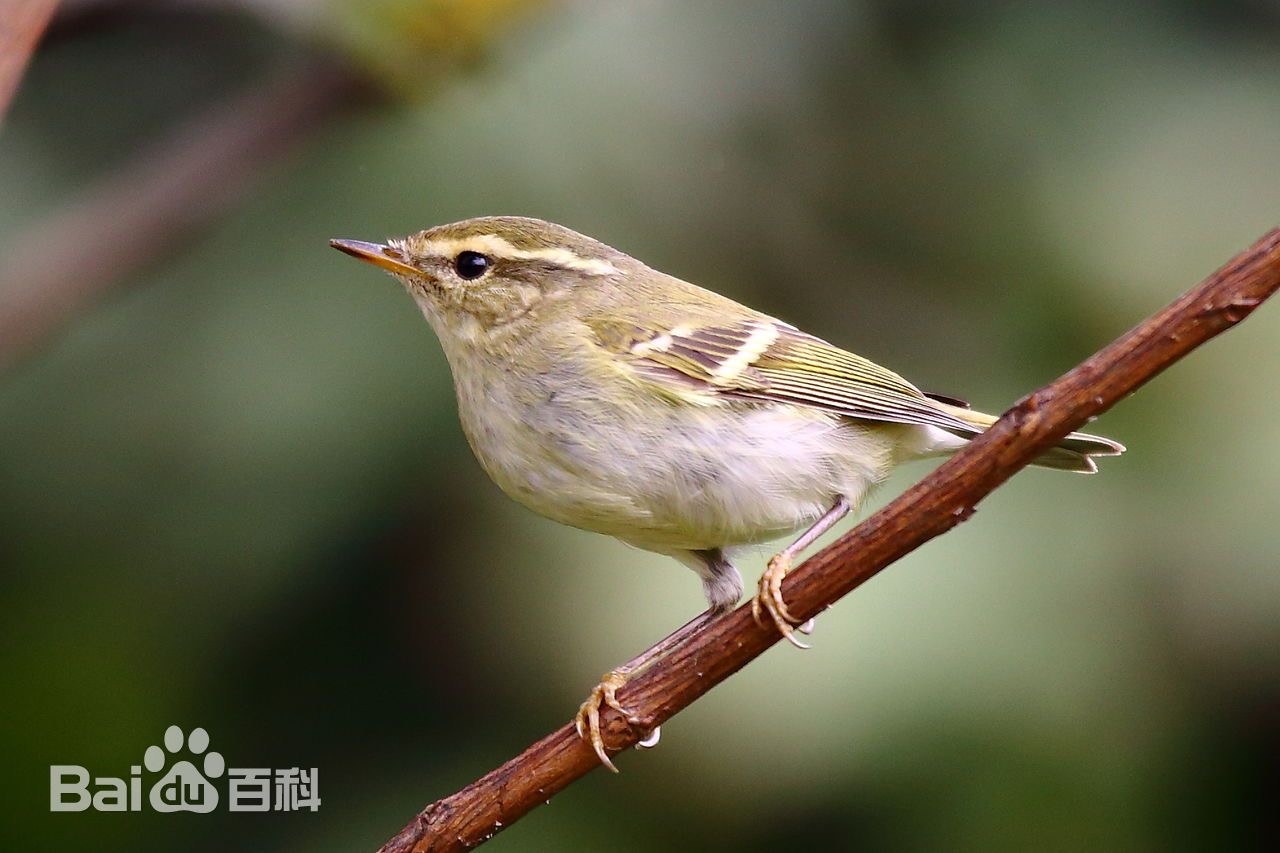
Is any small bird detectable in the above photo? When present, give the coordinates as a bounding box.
[332,216,1123,770]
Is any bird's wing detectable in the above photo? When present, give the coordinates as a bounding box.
[587,315,982,434]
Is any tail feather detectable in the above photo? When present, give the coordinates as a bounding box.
[931,402,1125,474]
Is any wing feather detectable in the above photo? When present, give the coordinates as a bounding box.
[586,312,1122,471]
[588,316,980,433]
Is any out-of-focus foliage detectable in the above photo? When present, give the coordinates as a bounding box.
[2,1,1278,851]
[327,0,551,96]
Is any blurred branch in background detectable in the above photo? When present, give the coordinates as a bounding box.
[0,0,552,374]
[378,229,1280,853]
[0,0,58,121]
[0,59,361,373]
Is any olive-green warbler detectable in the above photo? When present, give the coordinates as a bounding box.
[332,216,1123,769]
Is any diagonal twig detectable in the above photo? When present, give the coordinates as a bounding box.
[0,0,58,123]
[0,0,556,376]
[378,229,1280,853]
[0,60,361,374]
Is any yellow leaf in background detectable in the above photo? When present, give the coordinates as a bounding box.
[327,0,554,97]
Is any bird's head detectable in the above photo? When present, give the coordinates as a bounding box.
[331,216,627,343]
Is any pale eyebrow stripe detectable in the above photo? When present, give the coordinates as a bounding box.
[422,235,618,276]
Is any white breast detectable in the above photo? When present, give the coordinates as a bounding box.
[450,353,911,554]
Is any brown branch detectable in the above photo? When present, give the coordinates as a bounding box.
[0,0,58,123]
[378,229,1280,853]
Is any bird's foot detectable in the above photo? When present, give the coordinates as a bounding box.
[636,725,661,749]
[751,551,811,649]
[574,668,645,772]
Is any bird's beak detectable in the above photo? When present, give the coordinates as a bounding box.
[329,238,419,276]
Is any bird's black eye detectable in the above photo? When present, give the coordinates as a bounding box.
[454,251,490,280]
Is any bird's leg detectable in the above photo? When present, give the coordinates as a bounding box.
[575,609,715,772]
[752,495,851,649]
[575,548,737,772]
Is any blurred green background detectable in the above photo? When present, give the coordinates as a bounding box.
[2,1,1278,850]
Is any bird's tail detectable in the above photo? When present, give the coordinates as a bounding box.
[930,401,1125,474]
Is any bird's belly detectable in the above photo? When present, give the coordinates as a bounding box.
[610,405,901,551]
[458,379,904,553]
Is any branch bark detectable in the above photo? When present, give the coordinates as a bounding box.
[0,0,58,123]
[379,229,1280,853]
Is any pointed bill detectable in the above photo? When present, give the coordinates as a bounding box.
[330,238,418,276]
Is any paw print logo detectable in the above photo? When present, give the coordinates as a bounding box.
[144,726,225,813]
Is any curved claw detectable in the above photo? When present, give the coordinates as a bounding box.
[750,553,812,649]
[636,725,661,749]
[574,670,636,773]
